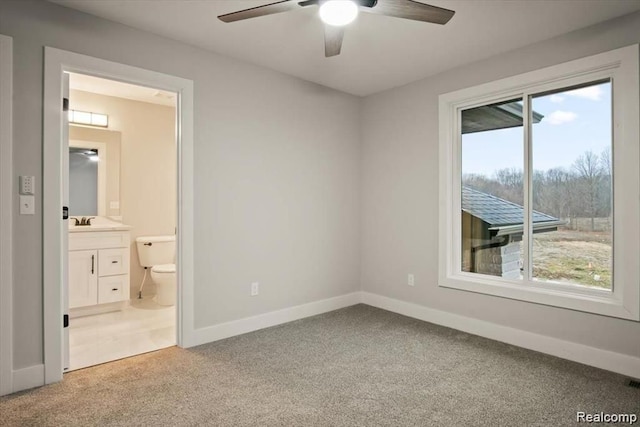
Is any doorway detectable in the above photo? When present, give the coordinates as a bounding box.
[66,72,178,371]
[43,48,195,385]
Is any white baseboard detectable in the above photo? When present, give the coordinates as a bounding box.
[188,292,361,348]
[6,291,637,397]
[12,364,45,393]
[361,292,640,379]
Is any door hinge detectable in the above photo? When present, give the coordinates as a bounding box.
[63,97,69,112]
[63,206,68,220]
[63,314,69,328]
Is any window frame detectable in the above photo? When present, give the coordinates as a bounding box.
[438,45,640,320]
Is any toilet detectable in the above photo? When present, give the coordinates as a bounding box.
[135,235,176,306]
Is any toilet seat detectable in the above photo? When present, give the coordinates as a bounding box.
[152,263,175,274]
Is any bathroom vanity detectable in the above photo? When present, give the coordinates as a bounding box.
[68,219,132,315]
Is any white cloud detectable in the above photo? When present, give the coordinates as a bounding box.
[549,94,564,103]
[566,86,603,101]
[544,110,578,125]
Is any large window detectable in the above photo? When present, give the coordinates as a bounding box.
[439,46,639,320]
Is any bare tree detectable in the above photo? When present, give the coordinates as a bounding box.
[599,147,612,228]
[573,151,602,231]
[534,168,572,220]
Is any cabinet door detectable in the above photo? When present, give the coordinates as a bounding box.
[69,250,98,308]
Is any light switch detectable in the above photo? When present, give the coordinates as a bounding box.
[19,176,35,195]
[20,195,35,215]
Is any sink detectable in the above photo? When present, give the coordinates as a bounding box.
[68,217,132,232]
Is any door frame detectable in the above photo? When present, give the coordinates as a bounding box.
[43,47,195,384]
[0,34,14,396]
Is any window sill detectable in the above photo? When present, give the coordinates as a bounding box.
[439,273,638,321]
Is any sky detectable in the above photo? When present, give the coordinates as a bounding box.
[461,82,611,177]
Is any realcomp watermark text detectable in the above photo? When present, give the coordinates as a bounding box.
[577,412,638,424]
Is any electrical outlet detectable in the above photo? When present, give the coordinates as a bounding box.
[251,282,259,296]
[408,274,415,287]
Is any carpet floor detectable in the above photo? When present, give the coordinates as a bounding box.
[1,304,638,426]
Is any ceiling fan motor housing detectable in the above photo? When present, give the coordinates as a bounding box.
[300,0,378,8]
[356,0,378,8]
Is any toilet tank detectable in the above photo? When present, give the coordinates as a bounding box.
[136,235,175,267]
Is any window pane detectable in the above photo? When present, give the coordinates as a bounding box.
[531,81,612,290]
[461,99,524,279]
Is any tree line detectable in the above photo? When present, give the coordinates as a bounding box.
[463,149,611,231]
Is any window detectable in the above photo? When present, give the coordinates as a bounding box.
[439,46,640,320]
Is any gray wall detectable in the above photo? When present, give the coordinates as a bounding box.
[360,11,640,358]
[0,1,361,369]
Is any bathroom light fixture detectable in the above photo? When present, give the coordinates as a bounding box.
[68,109,109,128]
[319,0,359,27]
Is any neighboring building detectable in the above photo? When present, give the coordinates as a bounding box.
[461,186,564,279]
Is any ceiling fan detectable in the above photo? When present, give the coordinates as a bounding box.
[218,0,455,57]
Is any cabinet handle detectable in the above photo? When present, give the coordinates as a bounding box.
[112,288,119,291]
[111,260,118,264]
[91,255,95,274]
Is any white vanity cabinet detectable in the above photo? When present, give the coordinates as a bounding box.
[69,250,98,308]
[69,231,130,309]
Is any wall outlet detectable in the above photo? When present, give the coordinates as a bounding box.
[408,274,415,287]
[251,282,259,296]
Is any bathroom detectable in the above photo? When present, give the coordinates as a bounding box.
[66,73,178,371]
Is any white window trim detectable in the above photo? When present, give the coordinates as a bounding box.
[439,45,640,321]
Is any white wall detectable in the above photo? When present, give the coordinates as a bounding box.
[360,11,640,358]
[0,0,361,369]
[70,90,177,299]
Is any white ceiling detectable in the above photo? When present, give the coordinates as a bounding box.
[53,0,640,96]
[69,72,177,106]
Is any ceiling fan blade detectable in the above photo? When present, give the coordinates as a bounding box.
[218,0,317,23]
[324,25,344,57]
[362,0,455,25]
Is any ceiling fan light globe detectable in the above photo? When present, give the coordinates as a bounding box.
[319,0,359,27]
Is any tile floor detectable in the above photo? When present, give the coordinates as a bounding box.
[68,298,176,371]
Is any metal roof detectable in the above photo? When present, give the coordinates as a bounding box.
[462,186,558,227]
[462,101,544,134]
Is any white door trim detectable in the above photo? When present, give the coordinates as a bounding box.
[0,34,14,396]
[43,47,195,385]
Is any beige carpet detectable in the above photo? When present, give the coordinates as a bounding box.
[1,304,638,426]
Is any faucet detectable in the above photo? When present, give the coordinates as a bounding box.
[73,217,95,226]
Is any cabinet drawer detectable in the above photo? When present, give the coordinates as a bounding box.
[69,231,130,251]
[98,248,129,277]
[98,275,129,304]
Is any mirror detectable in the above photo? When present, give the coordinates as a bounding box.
[68,127,121,217]
[69,144,103,216]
